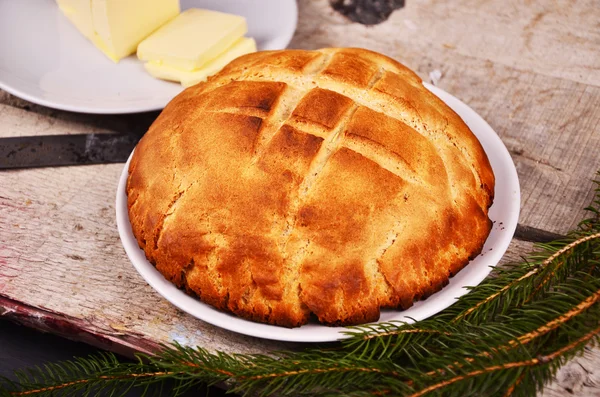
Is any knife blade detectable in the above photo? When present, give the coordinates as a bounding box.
[0,133,141,170]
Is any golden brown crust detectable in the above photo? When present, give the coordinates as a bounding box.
[127,48,495,327]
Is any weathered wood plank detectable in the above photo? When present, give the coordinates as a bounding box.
[0,104,112,136]
[540,348,600,397]
[498,239,534,266]
[0,97,157,136]
[294,0,600,87]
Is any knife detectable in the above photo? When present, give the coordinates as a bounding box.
[0,133,141,170]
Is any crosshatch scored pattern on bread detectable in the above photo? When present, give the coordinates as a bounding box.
[126,48,495,328]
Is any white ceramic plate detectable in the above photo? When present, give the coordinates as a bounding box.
[0,0,297,114]
[116,83,520,342]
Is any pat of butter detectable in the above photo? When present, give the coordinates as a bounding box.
[144,37,256,87]
[56,0,95,40]
[56,0,180,62]
[137,8,247,71]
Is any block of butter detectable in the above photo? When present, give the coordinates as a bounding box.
[137,8,248,71]
[144,37,256,87]
[56,0,180,62]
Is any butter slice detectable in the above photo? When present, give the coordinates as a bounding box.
[56,0,180,62]
[137,8,247,71]
[144,38,256,87]
[56,0,95,40]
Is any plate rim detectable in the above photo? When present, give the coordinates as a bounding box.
[116,82,521,342]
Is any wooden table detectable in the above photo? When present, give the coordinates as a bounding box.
[1,0,599,395]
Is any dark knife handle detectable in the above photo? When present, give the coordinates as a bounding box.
[0,133,140,170]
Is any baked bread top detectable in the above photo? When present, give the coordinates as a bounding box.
[127,48,495,327]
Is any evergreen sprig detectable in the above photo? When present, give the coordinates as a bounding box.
[2,172,600,397]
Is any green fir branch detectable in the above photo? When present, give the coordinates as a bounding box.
[2,171,600,397]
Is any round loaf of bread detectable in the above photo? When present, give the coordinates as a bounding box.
[127,48,495,327]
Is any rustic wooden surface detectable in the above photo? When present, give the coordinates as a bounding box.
[1,0,599,395]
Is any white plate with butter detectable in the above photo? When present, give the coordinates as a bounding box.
[116,83,521,343]
[0,0,297,114]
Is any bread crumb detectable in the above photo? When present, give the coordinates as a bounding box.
[429,69,443,86]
